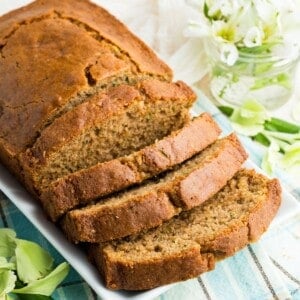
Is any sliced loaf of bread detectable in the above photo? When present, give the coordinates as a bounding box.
[20,79,195,195]
[89,169,281,290]
[42,113,221,221]
[0,0,172,173]
[61,134,247,242]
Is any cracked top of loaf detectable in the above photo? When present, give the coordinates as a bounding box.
[0,0,172,160]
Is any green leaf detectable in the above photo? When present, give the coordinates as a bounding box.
[11,294,52,300]
[0,257,15,271]
[253,133,270,147]
[15,240,54,284]
[218,105,234,116]
[230,99,268,128]
[0,270,16,297]
[281,142,300,168]
[239,98,267,115]
[261,141,282,175]
[13,263,69,296]
[232,122,264,136]
[0,229,16,258]
[5,294,15,300]
[267,137,290,153]
[203,2,210,20]
[263,130,300,144]
[264,117,300,133]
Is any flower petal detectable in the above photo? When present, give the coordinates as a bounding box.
[220,43,239,65]
[243,26,263,47]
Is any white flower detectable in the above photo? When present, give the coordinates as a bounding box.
[220,43,239,65]
[0,270,17,297]
[252,0,278,23]
[206,0,242,20]
[243,26,263,47]
[212,20,237,43]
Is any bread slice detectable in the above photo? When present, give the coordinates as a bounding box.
[20,79,195,195]
[61,134,247,242]
[0,0,172,173]
[89,169,281,290]
[41,113,221,221]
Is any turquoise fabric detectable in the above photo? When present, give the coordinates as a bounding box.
[1,91,299,300]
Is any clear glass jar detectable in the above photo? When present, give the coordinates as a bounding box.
[205,39,300,110]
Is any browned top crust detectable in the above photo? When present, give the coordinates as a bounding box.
[0,0,172,160]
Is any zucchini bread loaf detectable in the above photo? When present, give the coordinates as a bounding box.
[0,0,281,293]
[0,0,174,168]
[90,169,281,290]
[0,0,194,194]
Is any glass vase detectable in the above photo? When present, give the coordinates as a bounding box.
[205,39,300,110]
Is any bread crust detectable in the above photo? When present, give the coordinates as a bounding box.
[90,174,281,290]
[64,191,179,244]
[42,113,221,221]
[174,134,247,208]
[91,244,215,291]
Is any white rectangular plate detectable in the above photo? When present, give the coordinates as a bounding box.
[0,159,299,300]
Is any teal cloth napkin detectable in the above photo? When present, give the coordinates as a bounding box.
[1,92,300,300]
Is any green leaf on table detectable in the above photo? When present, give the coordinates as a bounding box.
[229,99,269,136]
[218,105,234,117]
[263,130,300,144]
[261,141,282,175]
[281,142,300,168]
[0,257,15,271]
[13,262,69,296]
[231,99,268,124]
[265,136,290,153]
[253,133,270,147]
[15,240,54,284]
[264,117,300,133]
[0,229,16,258]
[0,269,17,297]
[232,123,264,136]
